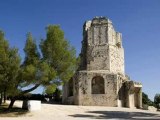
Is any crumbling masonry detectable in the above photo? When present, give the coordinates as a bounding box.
[62,17,142,108]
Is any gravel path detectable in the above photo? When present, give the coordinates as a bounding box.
[1,100,160,120]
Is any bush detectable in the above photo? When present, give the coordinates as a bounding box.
[53,88,62,102]
[154,94,160,109]
[142,92,154,106]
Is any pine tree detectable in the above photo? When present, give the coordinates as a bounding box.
[8,33,57,109]
[154,94,160,109]
[0,30,21,104]
[0,25,77,109]
[40,25,77,83]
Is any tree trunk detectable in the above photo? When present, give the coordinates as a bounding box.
[3,90,7,103]
[7,84,40,110]
[1,92,4,103]
[0,92,2,105]
[8,98,16,110]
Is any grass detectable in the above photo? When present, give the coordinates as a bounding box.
[0,102,29,117]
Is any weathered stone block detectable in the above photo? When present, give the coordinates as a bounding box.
[22,100,41,111]
[143,104,157,112]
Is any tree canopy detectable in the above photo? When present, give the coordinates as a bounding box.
[142,92,154,106]
[40,25,77,83]
[0,30,21,101]
[0,25,77,109]
[154,93,160,109]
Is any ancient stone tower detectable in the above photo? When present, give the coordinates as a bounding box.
[80,17,124,75]
[63,17,142,108]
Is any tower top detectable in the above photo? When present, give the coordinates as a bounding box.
[92,16,112,24]
[84,16,112,31]
[80,17,125,75]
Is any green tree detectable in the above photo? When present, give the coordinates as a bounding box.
[40,25,77,83]
[154,94,160,109]
[0,30,7,104]
[53,88,62,102]
[0,30,9,104]
[0,30,21,104]
[1,25,77,109]
[44,84,57,95]
[8,33,56,109]
[142,92,154,106]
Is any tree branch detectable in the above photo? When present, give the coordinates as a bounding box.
[21,84,40,95]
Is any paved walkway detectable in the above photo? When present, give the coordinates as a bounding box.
[1,101,160,120]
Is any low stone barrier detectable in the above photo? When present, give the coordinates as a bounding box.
[148,106,157,112]
[142,104,157,112]
[22,100,41,111]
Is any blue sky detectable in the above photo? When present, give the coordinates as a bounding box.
[0,0,160,100]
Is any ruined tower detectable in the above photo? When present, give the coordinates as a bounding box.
[80,17,124,74]
[63,17,142,108]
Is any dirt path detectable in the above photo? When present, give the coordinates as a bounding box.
[1,100,160,120]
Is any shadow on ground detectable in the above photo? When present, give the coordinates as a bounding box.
[0,105,28,117]
[69,110,160,120]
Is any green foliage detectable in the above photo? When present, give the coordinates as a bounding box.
[40,25,77,83]
[0,26,77,108]
[0,30,21,96]
[20,33,57,88]
[53,88,62,102]
[23,33,40,66]
[5,48,21,95]
[45,84,57,95]
[142,92,154,106]
[39,61,56,85]
[154,94,160,109]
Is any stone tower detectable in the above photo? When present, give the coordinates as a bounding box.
[80,17,124,75]
[63,17,142,108]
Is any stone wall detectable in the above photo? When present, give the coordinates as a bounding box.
[109,45,124,74]
[80,17,125,75]
[74,71,119,106]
